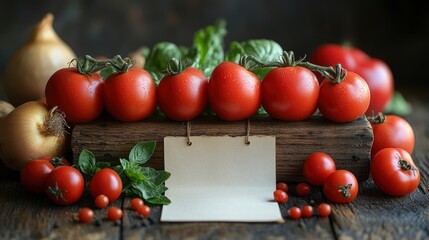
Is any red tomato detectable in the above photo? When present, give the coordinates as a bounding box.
[371,148,420,196]
[130,198,145,211]
[310,44,393,114]
[20,159,54,193]
[45,166,84,205]
[288,206,302,220]
[276,182,289,192]
[273,189,288,203]
[261,66,319,121]
[104,68,157,122]
[317,203,332,217]
[296,182,311,197]
[353,59,394,115]
[370,115,415,158]
[318,71,370,122]
[208,61,261,121]
[323,170,358,203]
[107,207,123,221]
[45,68,104,124]
[137,205,151,217]
[78,208,94,223]
[90,168,122,203]
[303,152,336,186]
[158,67,208,121]
[94,194,109,209]
[301,205,314,218]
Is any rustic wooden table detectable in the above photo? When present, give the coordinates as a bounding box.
[1,89,428,240]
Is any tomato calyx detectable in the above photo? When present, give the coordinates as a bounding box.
[47,181,68,203]
[366,112,386,124]
[166,58,192,75]
[397,155,417,174]
[71,55,135,75]
[50,156,69,167]
[337,184,353,198]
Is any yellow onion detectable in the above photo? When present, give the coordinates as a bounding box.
[0,100,14,118]
[3,13,76,106]
[0,101,68,171]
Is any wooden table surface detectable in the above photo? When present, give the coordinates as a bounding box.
[1,89,428,240]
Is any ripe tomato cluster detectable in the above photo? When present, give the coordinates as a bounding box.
[44,51,374,125]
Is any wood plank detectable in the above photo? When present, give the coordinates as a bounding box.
[71,114,373,182]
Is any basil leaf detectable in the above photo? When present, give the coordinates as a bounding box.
[128,141,156,165]
[147,195,171,205]
[124,165,148,182]
[154,170,171,185]
[77,149,97,176]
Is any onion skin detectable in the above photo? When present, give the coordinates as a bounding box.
[0,101,68,171]
[0,101,15,118]
[3,13,76,106]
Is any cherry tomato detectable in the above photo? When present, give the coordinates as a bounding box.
[296,182,311,197]
[273,189,288,204]
[45,67,104,124]
[371,148,420,196]
[208,61,261,121]
[276,182,289,192]
[137,205,152,217]
[20,159,54,193]
[104,68,157,122]
[90,168,122,203]
[370,115,415,158]
[95,194,109,209]
[158,67,208,121]
[78,208,94,223]
[288,206,301,220]
[303,152,336,186]
[107,207,123,221]
[262,66,319,121]
[310,44,393,114]
[323,170,358,204]
[318,71,370,122]
[317,203,332,217]
[301,205,314,218]
[130,198,145,211]
[45,166,84,205]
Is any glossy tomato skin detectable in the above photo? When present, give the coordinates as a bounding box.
[208,61,261,121]
[44,166,84,205]
[20,159,55,193]
[104,68,157,122]
[262,66,319,121]
[371,148,420,196]
[353,59,394,114]
[45,68,104,124]
[303,152,336,186]
[158,67,208,121]
[310,44,393,114]
[90,168,122,203]
[318,71,370,122]
[371,115,415,158]
[323,170,358,203]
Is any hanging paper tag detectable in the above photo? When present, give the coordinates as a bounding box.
[161,136,283,222]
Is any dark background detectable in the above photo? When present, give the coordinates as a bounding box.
[1,0,428,100]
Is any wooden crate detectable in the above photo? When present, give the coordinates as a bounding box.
[71,115,373,182]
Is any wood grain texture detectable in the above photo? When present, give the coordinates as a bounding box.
[71,115,373,182]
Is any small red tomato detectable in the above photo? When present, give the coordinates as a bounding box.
[317,203,332,217]
[137,205,152,217]
[130,198,145,211]
[45,68,104,124]
[318,71,370,123]
[370,114,415,158]
[323,170,358,204]
[262,66,319,121]
[107,207,123,221]
[296,182,311,197]
[273,189,288,204]
[288,206,302,220]
[303,152,336,186]
[371,148,420,196]
[45,166,85,205]
[158,67,208,121]
[104,68,157,122]
[208,61,261,121]
[276,182,289,192]
[95,194,109,209]
[301,205,314,218]
[90,168,122,203]
[78,207,94,223]
[20,159,54,193]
